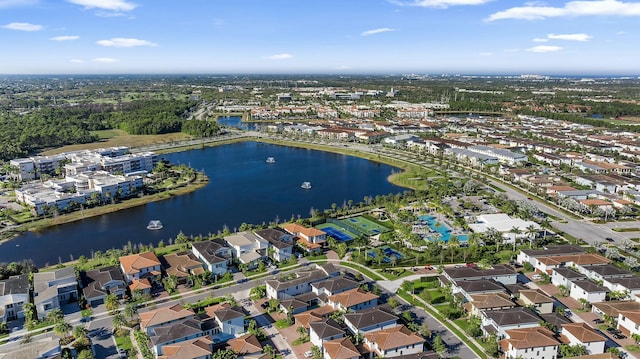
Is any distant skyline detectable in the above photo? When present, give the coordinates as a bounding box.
[1,0,639,75]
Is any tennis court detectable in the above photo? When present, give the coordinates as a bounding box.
[340,215,391,236]
[316,223,356,242]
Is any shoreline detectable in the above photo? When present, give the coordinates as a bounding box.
[1,134,417,247]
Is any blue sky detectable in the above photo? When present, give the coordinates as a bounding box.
[1,0,639,75]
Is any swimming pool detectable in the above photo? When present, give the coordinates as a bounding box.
[418,215,468,243]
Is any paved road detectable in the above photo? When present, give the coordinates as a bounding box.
[88,316,120,359]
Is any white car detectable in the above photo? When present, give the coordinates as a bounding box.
[532,274,542,280]
[304,351,314,358]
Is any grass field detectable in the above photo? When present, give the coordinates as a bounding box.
[39,129,193,155]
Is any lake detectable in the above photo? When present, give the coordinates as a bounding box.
[0,141,404,266]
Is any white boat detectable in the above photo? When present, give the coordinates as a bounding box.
[266,157,276,163]
[147,220,163,230]
[301,181,312,189]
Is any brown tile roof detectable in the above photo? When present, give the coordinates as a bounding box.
[323,337,360,359]
[161,251,204,279]
[519,289,554,304]
[158,336,213,359]
[620,310,640,325]
[537,253,609,266]
[294,311,326,328]
[228,333,262,354]
[466,292,515,310]
[561,323,606,343]
[500,327,560,350]
[119,251,161,275]
[140,304,195,330]
[592,301,640,318]
[282,223,326,238]
[129,278,152,292]
[329,288,379,309]
[297,238,322,250]
[364,325,425,351]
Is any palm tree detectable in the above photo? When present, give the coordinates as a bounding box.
[22,302,36,324]
[46,308,64,324]
[73,325,88,340]
[112,313,126,333]
[448,235,460,263]
[53,320,72,339]
[124,302,138,320]
[539,218,551,243]
[105,294,119,314]
[509,226,521,251]
[525,224,538,249]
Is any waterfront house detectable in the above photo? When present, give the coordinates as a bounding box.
[191,239,232,276]
[499,327,560,359]
[343,307,398,335]
[328,287,379,312]
[363,325,426,358]
[310,318,345,348]
[33,267,78,320]
[160,251,206,284]
[224,231,267,269]
[158,336,214,359]
[481,307,542,338]
[140,304,196,335]
[79,265,127,307]
[518,290,554,314]
[254,228,294,262]
[266,263,339,300]
[119,251,162,285]
[0,274,29,323]
[560,323,606,355]
[322,337,360,359]
[281,223,326,253]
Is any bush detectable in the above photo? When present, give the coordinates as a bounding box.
[523,262,534,272]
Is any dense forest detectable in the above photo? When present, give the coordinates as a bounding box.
[0,99,219,161]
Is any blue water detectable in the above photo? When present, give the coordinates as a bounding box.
[216,115,259,130]
[1,142,404,266]
[418,215,468,243]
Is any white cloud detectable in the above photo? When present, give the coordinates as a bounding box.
[526,45,563,53]
[504,48,520,52]
[361,27,396,36]
[67,0,136,11]
[487,0,640,21]
[548,33,592,41]
[92,57,118,63]
[2,22,42,31]
[50,35,80,41]
[390,0,493,8]
[266,53,293,60]
[0,0,38,8]
[96,37,157,47]
[616,31,626,35]
[533,37,548,42]
[70,59,84,63]
[479,52,493,56]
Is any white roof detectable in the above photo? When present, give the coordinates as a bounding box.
[468,213,540,235]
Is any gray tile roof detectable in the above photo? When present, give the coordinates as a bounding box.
[0,274,29,296]
[343,308,398,329]
[484,307,541,326]
[309,318,344,339]
[521,245,585,257]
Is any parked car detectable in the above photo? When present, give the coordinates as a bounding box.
[606,327,620,334]
[593,318,604,324]
[532,274,542,280]
[304,351,314,358]
[614,333,627,340]
[605,237,615,242]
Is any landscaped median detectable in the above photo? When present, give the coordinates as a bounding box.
[396,289,489,359]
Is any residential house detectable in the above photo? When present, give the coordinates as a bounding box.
[150,316,217,356]
[33,267,78,320]
[328,288,379,312]
[517,245,586,270]
[577,264,635,290]
[482,307,542,338]
[140,304,196,335]
[551,267,586,289]
[266,264,339,300]
[463,293,516,317]
[606,277,640,298]
[364,325,426,358]
[0,274,29,322]
[618,311,640,337]
[311,277,360,298]
[119,251,162,293]
[161,251,206,284]
[560,323,606,355]
[539,313,572,334]
[456,279,507,302]
[224,231,267,269]
[191,239,232,276]
[569,280,608,303]
[343,308,398,335]
[519,290,554,314]
[80,266,127,307]
[294,306,336,328]
[204,303,245,340]
[322,337,360,359]
[254,228,294,263]
[282,223,326,253]
[499,327,560,359]
[528,253,609,274]
[158,336,214,359]
[227,333,263,357]
[280,292,321,315]
[440,264,517,288]
[310,318,345,348]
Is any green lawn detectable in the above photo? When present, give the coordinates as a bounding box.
[338,262,383,281]
[275,319,292,329]
[115,331,133,351]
